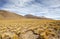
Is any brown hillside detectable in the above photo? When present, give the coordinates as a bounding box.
[0,10,25,19]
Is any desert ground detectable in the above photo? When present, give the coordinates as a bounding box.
[0,19,60,39]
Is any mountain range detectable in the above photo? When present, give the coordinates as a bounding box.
[0,10,52,20]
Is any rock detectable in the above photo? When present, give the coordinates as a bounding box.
[20,31,39,39]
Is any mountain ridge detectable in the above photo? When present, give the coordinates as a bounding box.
[0,10,52,20]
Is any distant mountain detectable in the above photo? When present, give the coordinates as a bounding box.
[0,10,52,20]
[24,14,52,20]
[0,10,25,19]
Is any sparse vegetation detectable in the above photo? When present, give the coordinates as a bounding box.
[0,19,59,39]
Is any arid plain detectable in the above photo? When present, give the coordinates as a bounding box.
[0,10,60,39]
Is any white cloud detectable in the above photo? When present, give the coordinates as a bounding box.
[40,0,60,7]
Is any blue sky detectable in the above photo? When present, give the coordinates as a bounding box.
[0,0,60,20]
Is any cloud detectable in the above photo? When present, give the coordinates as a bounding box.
[0,0,60,20]
[37,0,60,7]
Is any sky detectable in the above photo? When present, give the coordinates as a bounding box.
[0,0,60,20]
